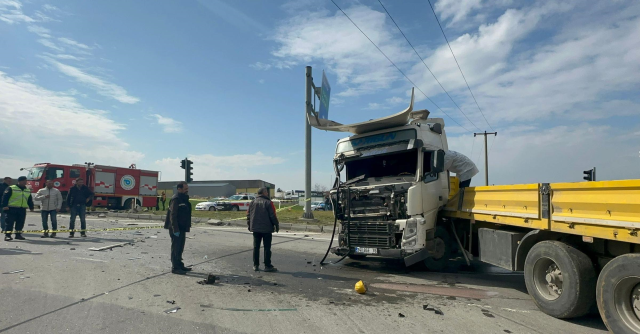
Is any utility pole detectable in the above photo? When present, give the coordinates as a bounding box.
[474,131,497,186]
[303,66,314,219]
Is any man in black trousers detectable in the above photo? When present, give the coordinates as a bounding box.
[165,182,192,275]
[2,176,34,241]
[247,187,279,272]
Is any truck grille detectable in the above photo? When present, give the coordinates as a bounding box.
[347,222,394,233]
[348,235,394,248]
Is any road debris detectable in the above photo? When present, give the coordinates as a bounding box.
[3,270,25,274]
[423,305,444,315]
[128,257,142,260]
[70,248,76,250]
[89,243,128,251]
[220,308,297,312]
[167,300,176,304]
[398,313,405,318]
[197,274,218,285]
[164,307,180,314]
[482,309,495,318]
[355,280,367,294]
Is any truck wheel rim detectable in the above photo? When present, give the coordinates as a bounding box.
[614,277,640,331]
[432,238,445,260]
[533,257,563,301]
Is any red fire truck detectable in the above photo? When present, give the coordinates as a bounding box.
[24,163,159,211]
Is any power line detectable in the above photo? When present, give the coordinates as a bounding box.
[426,0,494,131]
[329,0,471,133]
[377,0,481,131]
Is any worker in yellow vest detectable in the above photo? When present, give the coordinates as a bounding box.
[1,176,34,241]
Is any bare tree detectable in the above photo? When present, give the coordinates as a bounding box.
[313,183,328,192]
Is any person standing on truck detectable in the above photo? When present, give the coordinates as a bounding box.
[247,187,279,272]
[444,150,479,188]
[2,176,34,241]
[34,180,63,238]
[0,177,11,233]
[66,178,93,238]
[164,181,192,275]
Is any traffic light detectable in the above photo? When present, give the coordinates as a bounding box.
[185,159,193,183]
[180,158,194,183]
[583,167,596,181]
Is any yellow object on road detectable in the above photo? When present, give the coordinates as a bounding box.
[355,280,367,294]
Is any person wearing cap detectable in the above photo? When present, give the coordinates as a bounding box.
[1,176,34,241]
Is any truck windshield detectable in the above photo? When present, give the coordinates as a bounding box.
[345,149,417,180]
[26,167,45,180]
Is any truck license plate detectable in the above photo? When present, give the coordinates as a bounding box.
[355,247,377,255]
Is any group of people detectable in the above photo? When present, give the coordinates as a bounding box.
[1,176,94,241]
[164,182,279,275]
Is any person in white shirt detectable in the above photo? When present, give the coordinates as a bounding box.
[443,150,479,188]
[34,180,63,238]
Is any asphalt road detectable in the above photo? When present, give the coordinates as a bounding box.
[0,212,608,334]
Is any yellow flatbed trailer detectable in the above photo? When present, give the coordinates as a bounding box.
[441,179,640,334]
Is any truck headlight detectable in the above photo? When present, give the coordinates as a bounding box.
[403,239,416,247]
[403,219,417,239]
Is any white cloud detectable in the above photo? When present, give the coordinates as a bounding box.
[58,37,92,50]
[250,62,271,71]
[0,0,34,24]
[43,57,140,104]
[42,4,58,12]
[258,79,265,84]
[196,0,267,32]
[155,152,285,181]
[434,0,483,26]
[43,53,82,61]
[151,114,183,133]
[27,25,50,37]
[37,38,63,51]
[0,71,144,177]
[271,5,414,97]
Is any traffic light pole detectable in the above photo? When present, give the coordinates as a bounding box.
[180,157,193,183]
[474,131,497,186]
[303,66,314,219]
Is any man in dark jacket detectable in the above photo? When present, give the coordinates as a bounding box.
[66,178,93,238]
[247,188,279,272]
[2,176,34,241]
[0,177,11,233]
[165,182,192,275]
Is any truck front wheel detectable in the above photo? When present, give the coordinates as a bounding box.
[524,241,596,319]
[596,253,640,334]
[423,227,452,271]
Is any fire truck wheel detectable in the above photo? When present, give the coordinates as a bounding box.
[231,206,239,212]
[524,241,596,319]
[423,226,452,271]
[596,253,640,334]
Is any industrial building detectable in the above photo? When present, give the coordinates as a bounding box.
[158,179,275,198]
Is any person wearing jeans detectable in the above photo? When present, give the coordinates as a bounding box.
[34,179,63,238]
[66,178,93,238]
[247,187,280,272]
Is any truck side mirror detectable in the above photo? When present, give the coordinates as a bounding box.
[433,150,445,173]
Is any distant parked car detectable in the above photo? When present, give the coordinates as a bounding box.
[195,200,218,211]
[311,201,330,211]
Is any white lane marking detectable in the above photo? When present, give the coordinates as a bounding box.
[71,257,108,262]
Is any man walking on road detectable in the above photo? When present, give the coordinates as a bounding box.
[165,181,192,275]
[34,179,63,238]
[2,176,34,241]
[247,187,279,272]
[67,178,93,238]
[0,177,11,233]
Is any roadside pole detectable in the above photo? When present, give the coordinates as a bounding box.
[303,66,314,219]
[474,131,497,186]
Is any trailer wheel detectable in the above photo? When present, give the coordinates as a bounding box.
[524,241,596,319]
[597,253,640,334]
[423,226,452,271]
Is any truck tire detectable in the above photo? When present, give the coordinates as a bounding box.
[524,241,596,319]
[423,226,452,271]
[596,253,640,334]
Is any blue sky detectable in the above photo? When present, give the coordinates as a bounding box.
[0,0,638,190]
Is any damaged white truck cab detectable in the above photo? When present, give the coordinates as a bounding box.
[309,89,451,267]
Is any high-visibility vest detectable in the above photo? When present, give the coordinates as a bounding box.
[7,185,30,208]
